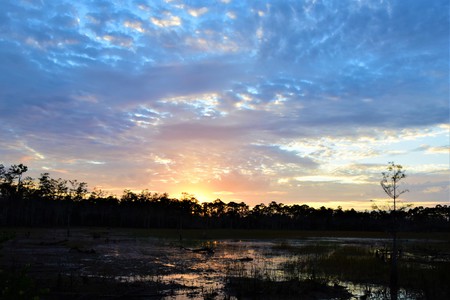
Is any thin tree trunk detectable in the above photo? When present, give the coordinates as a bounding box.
[390,230,398,300]
[390,195,398,300]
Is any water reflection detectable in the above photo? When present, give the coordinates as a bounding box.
[8,233,436,299]
[79,237,431,299]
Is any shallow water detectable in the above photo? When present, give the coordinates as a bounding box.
[94,237,421,299]
[1,230,445,299]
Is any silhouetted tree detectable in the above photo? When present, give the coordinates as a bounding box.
[65,180,88,236]
[1,161,448,234]
[0,164,29,224]
[0,164,28,197]
[380,162,408,300]
[225,201,249,228]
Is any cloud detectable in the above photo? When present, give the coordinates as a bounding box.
[413,145,449,155]
[188,7,208,18]
[0,0,448,208]
[151,14,182,27]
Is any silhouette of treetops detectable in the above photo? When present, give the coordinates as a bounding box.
[0,163,449,231]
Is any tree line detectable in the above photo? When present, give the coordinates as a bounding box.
[1,163,448,231]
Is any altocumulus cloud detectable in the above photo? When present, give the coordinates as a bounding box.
[0,0,448,208]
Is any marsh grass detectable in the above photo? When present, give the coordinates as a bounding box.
[0,233,48,300]
[0,266,50,300]
[0,232,16,243]
[225,243,352,299]
[283,242,450,298]
[226,276,351,300]
[227,240,450,299]
[397,260,450,299]
[313,245,389,284]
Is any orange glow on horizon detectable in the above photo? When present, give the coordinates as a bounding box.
[86,182,445,212]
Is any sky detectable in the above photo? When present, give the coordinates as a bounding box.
[0,0,448,210]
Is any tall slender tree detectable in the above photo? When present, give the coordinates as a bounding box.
[380,162,408,300]
[0,164,28,196]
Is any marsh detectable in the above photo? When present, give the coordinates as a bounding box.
[1,228,449,299]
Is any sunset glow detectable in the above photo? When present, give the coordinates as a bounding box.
[0,0,448,210]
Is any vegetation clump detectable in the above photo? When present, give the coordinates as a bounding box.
[0,233,48,300]
[283,242,450,299]
[226,277,351,300]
